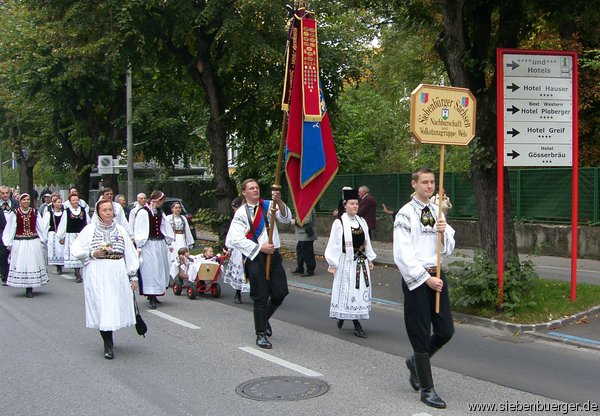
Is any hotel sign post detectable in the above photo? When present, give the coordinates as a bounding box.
[497,49,578,306]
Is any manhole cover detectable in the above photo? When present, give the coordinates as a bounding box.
[236,376,330,401]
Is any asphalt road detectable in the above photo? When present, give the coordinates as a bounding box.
[2,265,599,416]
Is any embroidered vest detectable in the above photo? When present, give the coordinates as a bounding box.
[49,211,63,232]
[16,209,38,237]
[66,207,87,233]
[143,206,164,238]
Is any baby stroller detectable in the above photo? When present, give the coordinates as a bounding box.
[172,255,227,300]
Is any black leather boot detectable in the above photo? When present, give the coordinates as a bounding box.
[25,287,33,298]
[100,331,114,359]
[148,296,157,309]
[414,352,446,409]
[254,310,272,348]
[336,319,344,329]
[406,356,420,391]
[353,320,367,338]
[265,302,280,337]
[234,290,242,304]
[56,265,62,274]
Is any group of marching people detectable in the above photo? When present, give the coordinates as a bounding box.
[2,166,455,409]
[0,185,196,360]
[224,168,455,410]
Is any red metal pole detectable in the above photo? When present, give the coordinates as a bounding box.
[496,48,505,309]
[571,52,579,302]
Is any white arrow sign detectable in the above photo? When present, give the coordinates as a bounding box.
[504,144,572,167]
[504,122,571,144]
[504,54,573,79]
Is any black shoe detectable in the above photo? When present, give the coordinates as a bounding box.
[1,280,7,286]
[354,326,367,338]
[56,266,63,274]
[256,334,272,349]
[265,321,272,337]
[300,272,314,277]
[234,291,242,304]
[415,352,446,409]
[149,298,157,309]
[25,288,33,298]
[406,356,420,391]
[291,269,304,274]
[336,319,344,329]
[421,387,446,409]
[104,346,114,360]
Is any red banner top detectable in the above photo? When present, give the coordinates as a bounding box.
[300,17,321,122]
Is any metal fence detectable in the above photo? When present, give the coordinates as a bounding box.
[283,167,600,225]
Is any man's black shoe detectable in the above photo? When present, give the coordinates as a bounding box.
[291,269,304,274]
[337,319,344,329]
[149,298,157,309]
[256,334,272,349]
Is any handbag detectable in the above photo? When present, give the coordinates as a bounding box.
[133,293,148,337]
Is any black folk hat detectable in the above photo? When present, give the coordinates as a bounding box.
[343,188,359,201]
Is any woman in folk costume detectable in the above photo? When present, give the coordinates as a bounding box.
[166,201,194,264]
[71,198,140,360]
[41,195,65,274]
[325,188,376,338]
[223,196,250,304]
[2,193,48,298]
[56,192,90,283]
[134,190,174,309]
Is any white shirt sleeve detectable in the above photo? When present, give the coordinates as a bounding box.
[2,212,16,247]
[393,210,431,291]
[225,210,261,261]
[134,209,149,248]
[324,219,343,269]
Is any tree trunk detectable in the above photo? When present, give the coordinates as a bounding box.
[435,0,520,264]
[17,157,36,197]
[76,165,93,203]
[101,174,120,195]
[191,31,237,240]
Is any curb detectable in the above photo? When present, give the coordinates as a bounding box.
[197,230,600,351]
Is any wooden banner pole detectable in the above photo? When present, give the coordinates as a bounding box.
[435,144,446,314]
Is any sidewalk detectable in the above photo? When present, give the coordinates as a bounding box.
[197,230,600,351]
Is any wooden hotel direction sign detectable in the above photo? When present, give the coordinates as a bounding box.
[410,84,477,145]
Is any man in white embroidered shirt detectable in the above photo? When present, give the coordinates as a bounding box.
[225,178,292,349]
[393,167,455,410]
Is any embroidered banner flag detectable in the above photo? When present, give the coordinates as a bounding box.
[283,9,338,225]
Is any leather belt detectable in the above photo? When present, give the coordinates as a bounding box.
[425,266,438,276]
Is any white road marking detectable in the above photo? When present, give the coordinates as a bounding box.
[148,310,201,329]
[537,265,600,275]
[239,346,323,377]
[60,274,75,280]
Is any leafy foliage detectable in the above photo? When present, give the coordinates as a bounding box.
[448,251,538,316]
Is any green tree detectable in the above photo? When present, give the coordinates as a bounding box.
[371,0,600,266]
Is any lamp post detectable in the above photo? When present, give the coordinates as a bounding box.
[126,65,134,203]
